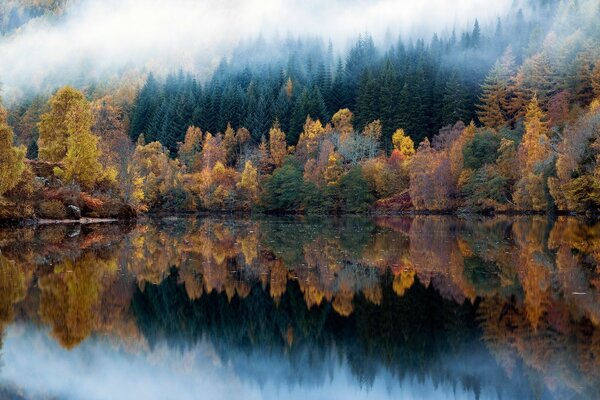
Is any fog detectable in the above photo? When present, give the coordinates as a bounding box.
[0,0,513,99]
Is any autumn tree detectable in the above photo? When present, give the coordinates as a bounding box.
[235,127,251,161]
[331,108,354,139]
[0,107,26,196]
[38,86,88,162]
[130,141,184,212]
[296,117,325,161]
[200,132,226,170]
[53,95,104,189]
[362,119,382,158]
[409,138,454,210]
[237,161,259,205]
[91,96,132,192]
[391,128,415,158]
[178,126,203,171]
[324,152,343,186]
[513,96,551,211]
[548,102,600,212]
[269,122,287,167]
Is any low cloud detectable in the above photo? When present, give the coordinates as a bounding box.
[0,0,513,98]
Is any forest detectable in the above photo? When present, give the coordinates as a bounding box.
[2,0,600,219]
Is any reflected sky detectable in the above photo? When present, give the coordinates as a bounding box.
[0,216,599,399]
[1,325,508,400]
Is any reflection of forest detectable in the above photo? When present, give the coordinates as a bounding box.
[1,216,600,398]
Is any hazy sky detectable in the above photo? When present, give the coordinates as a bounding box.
[0,0,514,98]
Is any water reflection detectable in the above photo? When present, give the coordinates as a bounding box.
[0,216,599,399]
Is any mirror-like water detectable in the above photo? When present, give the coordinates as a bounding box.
[0,216,599,400]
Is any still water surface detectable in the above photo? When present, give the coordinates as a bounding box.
[0,216,599,399]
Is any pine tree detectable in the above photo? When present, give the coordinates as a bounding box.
[355,70,379,130]
[441,72,468,126]
[327,58,347,113]
[477,62,511,129]
[378,58,401,147]
[223,123,237,166]
[471,19,481,49]
[130,73,159,141]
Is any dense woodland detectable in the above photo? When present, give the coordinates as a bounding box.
[3,0,600,218]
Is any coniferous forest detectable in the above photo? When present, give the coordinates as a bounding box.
[2,0,600,219]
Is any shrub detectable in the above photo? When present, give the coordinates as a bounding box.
[37,200,67,219]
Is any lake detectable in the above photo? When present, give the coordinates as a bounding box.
[0,215,599,400]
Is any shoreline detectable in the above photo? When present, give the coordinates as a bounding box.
[0,209,591,226]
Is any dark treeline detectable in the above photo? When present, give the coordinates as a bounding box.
[133,272,542,398]
[129,4,549,152]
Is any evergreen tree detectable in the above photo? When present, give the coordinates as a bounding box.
[130,73,159,141]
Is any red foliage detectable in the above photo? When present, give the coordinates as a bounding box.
[373,191,413,213]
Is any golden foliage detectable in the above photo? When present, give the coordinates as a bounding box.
[38,86,88,162]
[269,123,287,167]
[0,107,26,196]
[178,126,203,171]
[331,108,354,139]
[391,128,415,158]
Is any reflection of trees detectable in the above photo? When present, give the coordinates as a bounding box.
[2,216,600,398]
[0,255,27,362]
[133,272,534,398]
[39,253,115,348]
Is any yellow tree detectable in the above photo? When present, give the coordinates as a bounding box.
[269,122,287,167]
[296,117,325,160]
[237,160,259,204]
[391,128,415,158]
[178,126,202,171]
[200,132,226,170]
[38,86,88,162]
[331,108,354,139]
[324,152,343,186]
[0,107,26,196]
[514,96,551,211]
[56,98,103,189]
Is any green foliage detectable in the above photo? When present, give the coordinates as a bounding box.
[460,166,512,211]
[462,129,501,170]
[338,166,373,213]
[301,182,333,214]
[261,157,304,212]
